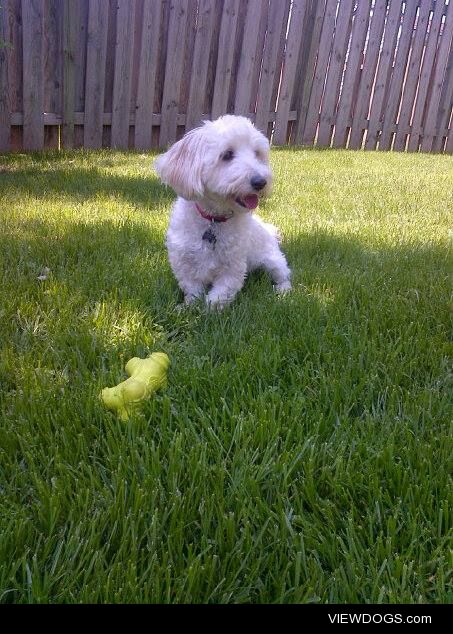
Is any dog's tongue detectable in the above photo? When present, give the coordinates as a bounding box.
[244,194,259,210]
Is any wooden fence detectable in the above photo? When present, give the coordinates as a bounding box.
[0,0,452,153]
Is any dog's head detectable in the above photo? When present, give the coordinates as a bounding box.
[154,115,272,213]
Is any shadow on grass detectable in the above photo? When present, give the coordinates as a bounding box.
[1,213,450,481]
[2,216,174,306]
[0,216,177,399]
[0,164,174,210]
[3,208,450,330]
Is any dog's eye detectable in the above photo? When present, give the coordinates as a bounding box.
[255,150,264,160]
[221,149,234,162]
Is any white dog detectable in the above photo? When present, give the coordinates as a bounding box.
[155,115,291,308]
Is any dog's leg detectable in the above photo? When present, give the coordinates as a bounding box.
[183,283,205,304]
[261,251,292,294]
[206,269,246,309]
[174,278,205,305]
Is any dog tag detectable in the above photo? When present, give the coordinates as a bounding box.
[202,227,216,247]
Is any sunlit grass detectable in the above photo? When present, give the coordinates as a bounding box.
[0,147,452,603]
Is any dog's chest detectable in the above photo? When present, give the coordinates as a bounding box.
[167,204,252,282]
[182,221,242,277]
[198,222,236,261]
[201,226,217,247]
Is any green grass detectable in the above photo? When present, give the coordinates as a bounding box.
[0,147,451,604]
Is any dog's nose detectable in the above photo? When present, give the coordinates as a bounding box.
[250,176,267,191]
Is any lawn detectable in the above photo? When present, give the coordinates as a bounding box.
[0,147,451,604]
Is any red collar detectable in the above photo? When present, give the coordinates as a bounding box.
[195,203,232,223]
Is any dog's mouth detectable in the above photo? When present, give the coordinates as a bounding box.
[235,194,259,210]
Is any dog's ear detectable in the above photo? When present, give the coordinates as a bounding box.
[154,128,206,200]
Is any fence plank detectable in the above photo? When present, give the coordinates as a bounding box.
[393,0,432,151]
[293,0,327,144]
[301,0,337,145]
[254,0,289,134]
[268,0,291,135]
[420,3,453,151]
[101,0,118,148]
[365,0,404,150]
[134,0,162,148]
[153,0,171,117]
[159,0,189,146]
[62,0,77,148]
[73,0,88,147]
[111,0,136,148]
[74,0,88,113]
[130,0,143,138]
[348,0,388,149]
[289,0,318,126]
[201,0,224,118]
[8,0,22,113]
[407,0,445,151]
[379,1,418,151]
[8,0,24,151]
[288,0,316,143]
[0,0,10,151]
[178,0,197,121]
[43,0,62,148]
[234,0,268,117]
[185,0,217,130]
[83,0,109,148]
[211,0,240,120]
[22,0,44,150]
[274,0,309,145]
[432,41,453,152]
[248,0,269,118]
[226,0,248,115]
[317,0,355,148]
[332,0,372,148]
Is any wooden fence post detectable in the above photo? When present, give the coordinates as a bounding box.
[159,0,190,146]
[393,0,432,152]
[62,0,77,148]
[348,0,387,150]
[22,0,44,150]
[185,0,217,131]
[420,3,453,152]
[317,0,355,148]
[379,1,418,151]
[84,0,109,149]
[301,0,337,146]
[365,0,404,150]
[111,0,136,149]
[211,0,240,120]
[274,0,309,145]
[0,0,10,151]
[293,0,327,145]
[332,0,372,149]
[234,0,268,118]
[407,0,446,151]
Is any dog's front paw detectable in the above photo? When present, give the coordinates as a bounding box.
[184,293,201,305]
[275,280,292,294]
[174,293,202,311]
[206,297,229,311]
[205,290,233,311]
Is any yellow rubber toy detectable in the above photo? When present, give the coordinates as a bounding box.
[101,352,169,421]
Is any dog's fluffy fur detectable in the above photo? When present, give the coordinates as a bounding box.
[155,115,291,308]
